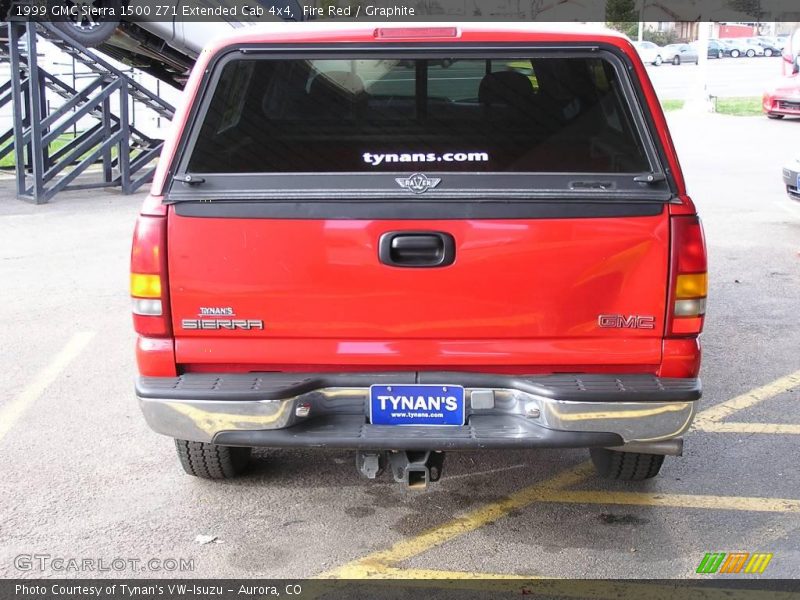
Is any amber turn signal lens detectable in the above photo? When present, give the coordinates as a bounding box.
[130,273,162,298]
[675,273,707,299]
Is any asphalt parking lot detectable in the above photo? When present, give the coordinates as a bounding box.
[0,111,799,584]
[645,55,786,99]
[365,55,785,102]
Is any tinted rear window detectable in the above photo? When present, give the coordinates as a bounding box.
[186,56,651,176]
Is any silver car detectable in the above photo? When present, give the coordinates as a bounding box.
[721,38,764,58]
[662,43,699,65]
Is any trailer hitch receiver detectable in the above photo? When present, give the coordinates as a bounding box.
[387,451,445,489]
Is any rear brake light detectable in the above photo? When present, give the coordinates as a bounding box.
[667,216,707,336]
[131,215,171,337]
[374,27,459,39]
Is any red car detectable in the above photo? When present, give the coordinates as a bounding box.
[131,24,706,488]
[763,73,800,118]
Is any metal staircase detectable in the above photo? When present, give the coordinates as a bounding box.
[0,21,175,203]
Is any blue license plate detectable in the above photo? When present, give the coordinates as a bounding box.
[369,384,465,426]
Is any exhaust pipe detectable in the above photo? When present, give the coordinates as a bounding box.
[607,438,684,456]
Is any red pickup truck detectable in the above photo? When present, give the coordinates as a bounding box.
[131,24,706,488]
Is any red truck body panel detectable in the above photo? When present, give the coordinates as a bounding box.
[167,214,669,370]
[134,24,703,381]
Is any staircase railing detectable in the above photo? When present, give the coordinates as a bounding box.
[0,21,175,203]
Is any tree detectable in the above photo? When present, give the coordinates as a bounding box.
[606,0,639,39]
[644,29,680,46]
[726,0,764,20]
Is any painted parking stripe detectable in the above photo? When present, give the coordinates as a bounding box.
[329,563,537,580]
[696,421,800,434]
[323,375,800,580]
[0,331,95,443]
[533,489,800,513]
[323,475,800,579]
[368,566,537,579]
[320,461,594,577]
[694,369,800,427]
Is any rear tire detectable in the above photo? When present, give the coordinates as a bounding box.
[590,448,665,481]
[49,0,120,47]
[672,56,681,65]
[731,49,740,58]
[746,49,756,58]
[765,49,773,57]
[654,55,662,66]
[175,439,252,479]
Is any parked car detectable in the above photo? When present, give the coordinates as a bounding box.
[706,39,728,59]
[747,38,781,57]
[132,23,706,487]
[662,43,699,65]
[763,74,800,119]
[759,36,785,52]
[721,38,764,58]
[782,157,800,201]
[633,41,663,66]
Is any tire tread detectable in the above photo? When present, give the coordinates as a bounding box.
[590,448,665,481]
[175,439,251,479]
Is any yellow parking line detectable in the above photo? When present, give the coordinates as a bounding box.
[694,369,800,426]
[355,565,539,580]
[696,421,800,435]
[535,489,800,513]
[0,332,95,443]
[322,374,800,581]
[323,481,800,579]
[319,461,593,577]
[324,561,389,579]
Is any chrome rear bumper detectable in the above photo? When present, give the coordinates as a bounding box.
[136,373,699,450]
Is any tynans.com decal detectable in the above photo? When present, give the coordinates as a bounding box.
[363,151,489,166]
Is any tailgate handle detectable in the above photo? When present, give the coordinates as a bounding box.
[379,232,455,267]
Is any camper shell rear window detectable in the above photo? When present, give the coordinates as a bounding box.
[170,47,670,200]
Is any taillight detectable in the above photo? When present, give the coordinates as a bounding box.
[667,216,707,336]
[130,215,171,337]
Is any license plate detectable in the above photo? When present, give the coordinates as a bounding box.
[369,384,465,426]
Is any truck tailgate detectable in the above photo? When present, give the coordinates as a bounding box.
[168,211,668,369]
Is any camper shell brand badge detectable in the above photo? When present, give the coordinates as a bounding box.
[199,307,234,316]
[395,173,441,194]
